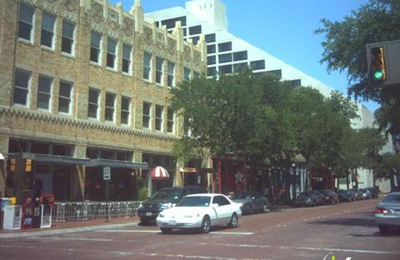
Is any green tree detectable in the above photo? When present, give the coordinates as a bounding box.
[315,0,400,136]
[169,70,263,191]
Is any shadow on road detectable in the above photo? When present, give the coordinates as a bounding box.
[308,217,375,228]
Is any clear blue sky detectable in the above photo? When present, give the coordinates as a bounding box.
[110,0,378,112]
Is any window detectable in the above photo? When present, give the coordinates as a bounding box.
[207,55,216,65]
[58,80,73,114]
[233,51,247,61]
[88,88,100,119]
[234,62,248,72]
[189,25,201,35]
[121,96,131,125]
[288,79,302,87]
[90,31,102,63]
[205,33,216,43]
[219,65,232,74]
[105,92,115,122]
[143,102,151,129]
[18,3,35,42]
[37,75,53,110]
[122,44,132,74]
[167,107,174,133]
[156,57,163,84]
[161,16,186,29]
[267,69,282,79]
[207,44,216,54]
[184,67,191,81]
[61,20,75,55]
[250,60,265,70]
[41,11,56,48]
[218,42,232,52]
[218,53,232,63]
[107,37,117,69]
[155,105,163,131]
[143,52,152,81]
[14,69,31,106]
[167,62,175,87]
[207,67,217,76]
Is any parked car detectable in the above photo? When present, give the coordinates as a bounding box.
[375,192,400,234]
[360,188,373,199]
[156,193,242,234]
[367,187,379,199]
[337,189,356,202]
[231,191,269,214]
[294,190,325,207]
[319,189,339,204]
[351,188,364,200]
[137,186,207,225]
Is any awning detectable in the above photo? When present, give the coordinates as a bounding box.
[151,166,170,180]
[7,153,148,170]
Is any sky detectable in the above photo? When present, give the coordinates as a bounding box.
[109,0,378,112]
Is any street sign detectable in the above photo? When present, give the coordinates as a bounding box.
[103,167,111,180]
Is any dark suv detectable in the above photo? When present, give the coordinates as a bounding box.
[137,186,207,225]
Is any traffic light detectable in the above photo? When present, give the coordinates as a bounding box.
[9,158,16,172]
[25,159,32,172]
[370,46,387,82]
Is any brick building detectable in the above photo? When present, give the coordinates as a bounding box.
[0,0,207,202]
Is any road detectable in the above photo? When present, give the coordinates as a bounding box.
[1,199,399,260]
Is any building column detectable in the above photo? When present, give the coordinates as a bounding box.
[0,136,9,197]
[70,145,86,201]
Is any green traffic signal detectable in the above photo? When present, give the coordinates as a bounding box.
[374,70,384,80]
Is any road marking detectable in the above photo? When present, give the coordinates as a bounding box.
[97,230,159,233]
[96,229,253,235]
[35,237,114,242]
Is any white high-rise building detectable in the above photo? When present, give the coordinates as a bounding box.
[144,0,375,127]
[145,0,394,191]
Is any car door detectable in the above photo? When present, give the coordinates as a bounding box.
[212,195,232,225]
[250,192,262,211]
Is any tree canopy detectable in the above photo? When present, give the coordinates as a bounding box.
[315,0,400,137]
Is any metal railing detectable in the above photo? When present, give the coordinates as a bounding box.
[52,201,142,222]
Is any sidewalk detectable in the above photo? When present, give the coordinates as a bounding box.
[0,215,139,239]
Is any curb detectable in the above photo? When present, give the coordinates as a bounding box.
[0,221,139,239]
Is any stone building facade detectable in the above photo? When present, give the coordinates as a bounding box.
[0,0,207,202]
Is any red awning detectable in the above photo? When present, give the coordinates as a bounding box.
[151,166,170,180]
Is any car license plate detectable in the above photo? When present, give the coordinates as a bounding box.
[168,220,176,225]
[145,212,152,216]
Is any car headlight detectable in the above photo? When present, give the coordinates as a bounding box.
[160,203,172,210]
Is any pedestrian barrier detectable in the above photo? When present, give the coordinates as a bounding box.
[52,201,141,222]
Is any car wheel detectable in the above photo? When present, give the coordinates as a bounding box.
[379,225,389,234]
[161,228,171,234]
[229,213,238,228]
[261,204,269,213]
[200,216,211,233]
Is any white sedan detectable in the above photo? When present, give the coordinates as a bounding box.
[156,193,242,234]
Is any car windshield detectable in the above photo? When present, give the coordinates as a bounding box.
[382,194,400,203]
[150,189,182,202]
[232,192,250,200]
[177,196,211,207]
